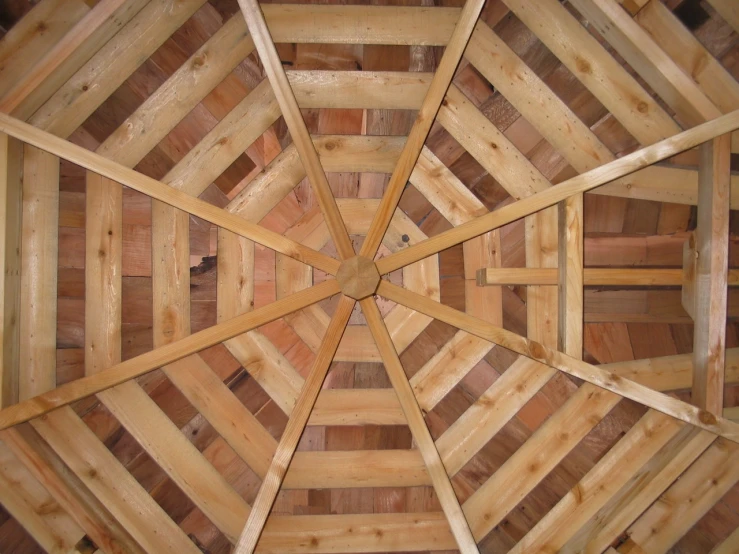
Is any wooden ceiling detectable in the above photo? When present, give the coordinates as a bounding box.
[0,0,738,552]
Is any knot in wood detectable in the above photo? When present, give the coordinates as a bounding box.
[336,256,380,300]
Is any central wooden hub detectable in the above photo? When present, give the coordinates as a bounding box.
[336,256,381,300]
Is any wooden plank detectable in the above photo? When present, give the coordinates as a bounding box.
[19,145,58,400]
[510,410,683,553]
[436,357,556,476]
[568,0,720,127]
[0,280,340,429]
[502,0,680,146]
[0,0,149,120]
[310,389,404,426]
[559,194,584,358]
[361,298,478,553]
[0,113,341,275]
[690,135,730,414]
[238,0,354,260]
[623,438,739,552]
[377,281,739,443]
[360,0,486,258]
[477,267,697,286]
[0,134,21,408]
[233,295,355,554]
[376,109,739,275]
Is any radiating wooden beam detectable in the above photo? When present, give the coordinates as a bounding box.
[378,281,739,442]
[360,0,486,258]
[361,298,479,553]
[376,109,739,275]
[688,135,731,414]
[0,113,340,275]
[233,295,355,553]
[0,280,340,429]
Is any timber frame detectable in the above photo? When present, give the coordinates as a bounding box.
[0,0,739,552]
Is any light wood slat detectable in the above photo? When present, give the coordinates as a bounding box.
[360,0,486,258]
[558,193,584,358]
[309,389,404,426]
[562,427,714,554]
[258,512,455,553]
[97,13,257,167]
[19,145,58,400]
[0,0,89,100]
[284,450,429,489]
[238,0,354,260]
[410,330,492,412]
[705,0,739,33]
[437,85,550,199]
[2,425,145,554]
[0,0,148,120]
[0,439,84,553]
[463,382,621,539]
[475,267,733,287]
[378,281,739,442]
[568,0,720,127]
[635,1,739,117]
[502,0,680,145]
[511,410,683,554]
[361,298,478,553]
[690,135,730,414]
[29,0,208,138]
[0,134,21,408]
[622,438,739,553]
[0,279,340,429]
[31,407,202,554]
[261,4,460,45]
[436,357,556,476]
[376,109,739,275]
[234,295,355,554]
[0,113,341,275]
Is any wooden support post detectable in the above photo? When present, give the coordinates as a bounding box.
[558,194,584,358]
[690,135,730,414]
[0,133,22,409]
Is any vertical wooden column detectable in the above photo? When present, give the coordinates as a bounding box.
[526,208,559,354]
[558,194,584,359]
[688,135,730,414]
[464,231,502,326]
[19,145,59,399]
[0,133,22,408]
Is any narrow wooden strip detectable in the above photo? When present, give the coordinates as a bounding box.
[477,267,693,286]
[19,146,58,400]
[0,114,340,275]
[360,0,486,258]
[309,389,404,426]
[234,295,355,553]
[0,280,340,429]
[238,0,354,260]
[284,450,429,489]
[558,194,584,357]
[361,298,478,552]
[511,410,683,554]
[437,357,556,476]
[0,134,21,408]
[258,513,455,553]
[463,383,621,539]
[691,135,730,413]
[378,281,739,443]
[0,0,149,120]
[376,109,739,275]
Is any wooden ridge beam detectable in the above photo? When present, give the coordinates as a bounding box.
[0,279,340,429]
[361,298,479,553]
[0,113,340,275]
[360,0,486,258]
[234,296,355,553]
[377,281,739,443]
[376,109,739,275]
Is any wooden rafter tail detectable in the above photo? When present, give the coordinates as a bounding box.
[234,295,355,553]
[376,109,739,275]
[237,0,354,260]
[359,0,486,258]
[0,280,340,429]
[0,113,340,275]
[361,298,479,553]
[377,281,739,443]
